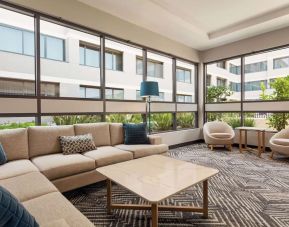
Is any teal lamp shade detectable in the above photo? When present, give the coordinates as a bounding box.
[140,81,159,97]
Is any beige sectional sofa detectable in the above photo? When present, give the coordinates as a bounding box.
[0,123,168,227]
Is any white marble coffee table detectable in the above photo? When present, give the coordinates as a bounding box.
[97,155,219,227]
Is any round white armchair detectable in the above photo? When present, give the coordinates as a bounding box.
[203,121,235,151]
[269,128,289,159]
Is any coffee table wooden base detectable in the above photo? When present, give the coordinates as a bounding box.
[106,179,209,227]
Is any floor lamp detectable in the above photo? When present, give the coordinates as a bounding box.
[140,81,159,134]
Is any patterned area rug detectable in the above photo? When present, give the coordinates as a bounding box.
[64,144,289,227]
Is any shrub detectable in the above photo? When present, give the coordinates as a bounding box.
[53,115,101,125]
[177,113,195,129]
[151,113,173,132]
[106,114,143,123]
[0,122,36,130]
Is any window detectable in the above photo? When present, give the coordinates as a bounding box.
[105,88,124,100]
[273,56,289,69]
[245,80,267,91]
[41,82,59,97]
[206,74,212,86]
[176,67,191,83]
[216,61,226,69]
[41,35,65,61]
[136,57,143,75]
[147,59,163,78]
[40,19,101,98]
[79,43,100,68]
[176,94,192,103]
[151,113,173,132]
[42,115,101,126]
[217,77,227,87]
[106,114,143,123]
[105,49,122,71]
[206,112,242,129]
[0,8,35,96]
[206,58,241,102]
[80,86,100,99]
[176,112,195,129]
[0,117,36,130]
[244,61,267,73]
[136,90,164,101]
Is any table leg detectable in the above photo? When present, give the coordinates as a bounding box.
[259,131,265,157]
[239,130,243,153]
[245,130,247,149]
[151,203,158,227]
[257,131,261,157]
[203,180,208,218]
[107,179,112,214]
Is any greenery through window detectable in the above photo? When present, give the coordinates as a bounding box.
[151,113,173,132]
[176,112,195,129]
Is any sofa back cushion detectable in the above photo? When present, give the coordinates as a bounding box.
[110,123,124,145]
[0,128,29,161]
[74,123,111,147]
[28,125,75,158]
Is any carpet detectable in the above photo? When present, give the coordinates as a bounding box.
[64,144,289,227]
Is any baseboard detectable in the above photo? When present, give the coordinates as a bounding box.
[169,139,204,149]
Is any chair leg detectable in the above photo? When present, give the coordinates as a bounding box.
[228,144,232,152]
[270,151,275,159]
[210,145,214,151]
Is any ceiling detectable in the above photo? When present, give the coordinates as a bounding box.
[77,0,289,50]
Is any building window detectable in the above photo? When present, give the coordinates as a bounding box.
[244,61,267,73]
[245,80,267,91]
[80,86,100,98]
[176,67,191,83]
[79,43,100,68]
[176,94,192,102]
[273,56,289,69]
[105,49,123,71]
[216,61,226,69]
[41,82,60,97]
[41,35,65,61]
[106,88,124,100]
[230,82,241,92]
[230,63,241,75]
[217,77,227,87]
[136,57,163,78]
[206,74,212,86]
[136,90,164,101]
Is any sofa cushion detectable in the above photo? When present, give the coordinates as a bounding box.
[31,153,95,180]
[0,186,39,227]
[74,123,111,147]
[59,134,96,155]
[123,123,149,145]
[28,126,75,158]
[0,160,39,180]
[110,123,124,145]
[273,138,289,146]
[0,128,29,161]
[210,132,232,139]
[0,172,57,202]
[115,144,168,158]
[23,192,94,227]
[84,146,133,167]
[0,144,7,165]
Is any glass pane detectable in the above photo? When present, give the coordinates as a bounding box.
[46,36,64,61]
[176,112,195,129]
[105,88,113,99]
[206,58,241,102]
[0,8,35,96]
[105,39,143,100]
[151,113,173,132]
[245,47,289,101]
[136,58,143,75]
[105,52,113,70]
[86,87,100,98]
[0,25,22,54]
[0,117,36,130]
[23,31,34,56]
[147,52,172,102]
[106,114,143,123]
[42,115,101,126]
[85,48,99,67]
[40,35,45,58]
[40,20,100,98]
[206,112,242,129]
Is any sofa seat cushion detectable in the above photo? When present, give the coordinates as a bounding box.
[210,132,232,139]
[31,154,95,181]
[0,172,57,202]
[0,160,39,180]
[272,138,289,146]
[115,144,169,158]
[23,192,94,227]
[84,146,133,167]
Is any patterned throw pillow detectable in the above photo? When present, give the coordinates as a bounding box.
[123,123,149,145]
[0,186,39,227]
[59,134,96,155]
[0,143,7,165]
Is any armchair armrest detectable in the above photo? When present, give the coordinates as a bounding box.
[148,135,162,145]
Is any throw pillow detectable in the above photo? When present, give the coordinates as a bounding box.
[0,143,7,165]
[0,186,39,227]
[123,123,149,145]
[59,134,96,155]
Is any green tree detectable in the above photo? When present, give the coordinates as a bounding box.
[260,77,289,131]
[206,86,233,103]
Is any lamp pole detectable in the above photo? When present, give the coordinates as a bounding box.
[148,96,151,134]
